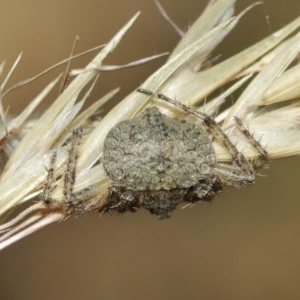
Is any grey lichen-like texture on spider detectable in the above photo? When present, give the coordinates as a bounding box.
[101,90,268,219]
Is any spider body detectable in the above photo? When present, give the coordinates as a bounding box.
[100,89,268,218]
[102,107,224,218]
[103,107,217,190]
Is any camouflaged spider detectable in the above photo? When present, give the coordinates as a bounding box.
[100,89,268,219]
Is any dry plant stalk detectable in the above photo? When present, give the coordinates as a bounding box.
[0,0,300,250]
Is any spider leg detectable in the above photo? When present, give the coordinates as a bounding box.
[234,117,268,169]
[40,151,57,203]
[63,128,83,203]
[138,89,246,161]
[137,88,259,185]
[41,128,83,209]
[41,127,99,214]
[100,186,139,214]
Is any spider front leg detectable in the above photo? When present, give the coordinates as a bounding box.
[137,88,267,187]
[205,116,268,186]
[234,117,268,169]
[210,116,268,187]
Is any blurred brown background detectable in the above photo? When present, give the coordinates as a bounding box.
[1,1,300,300]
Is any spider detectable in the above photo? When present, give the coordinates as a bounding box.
[100,89,268,219]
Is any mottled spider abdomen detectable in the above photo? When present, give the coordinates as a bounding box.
[101,107,219,218]
[102,107,216,190]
